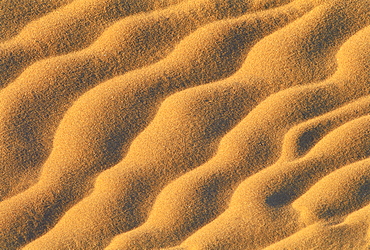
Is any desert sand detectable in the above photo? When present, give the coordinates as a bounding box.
[0,0,369,249]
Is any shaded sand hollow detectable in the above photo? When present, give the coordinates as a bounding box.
[0,0,369,249]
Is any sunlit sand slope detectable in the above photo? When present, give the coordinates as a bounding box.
[0,0,369,249]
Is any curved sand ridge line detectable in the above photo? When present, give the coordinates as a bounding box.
[0,1,317,248]
[0,0,256,87]
[0,0,191,88]
[173,115,370,250]
[265,157,370,249]
[108,96,369,249]
[165,24,370,249]
[0,0,293,44]
[0,0,304,90]
[105,18,369,249]
[0,0,368,249]
[0,0,286,201]
[0,0,73,42]
[17,1,370,249]
[279,93,370,162]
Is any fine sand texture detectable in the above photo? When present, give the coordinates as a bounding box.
[0,0,369,249]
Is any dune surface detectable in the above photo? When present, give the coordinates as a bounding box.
[0,0,284,200]
[0,0,369,249]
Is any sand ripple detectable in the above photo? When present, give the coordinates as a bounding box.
[0,0,369,249]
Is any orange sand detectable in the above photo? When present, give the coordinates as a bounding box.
[0,0,369,249]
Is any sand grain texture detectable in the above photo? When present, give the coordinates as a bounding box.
[0,0,369,249]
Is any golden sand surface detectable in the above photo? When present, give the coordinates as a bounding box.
[0,0,369,249]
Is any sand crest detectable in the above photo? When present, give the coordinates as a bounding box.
[0,0,369,249]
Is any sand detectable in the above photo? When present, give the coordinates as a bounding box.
[0,0,369,249]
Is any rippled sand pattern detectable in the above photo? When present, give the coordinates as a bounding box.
[0,0,369,249]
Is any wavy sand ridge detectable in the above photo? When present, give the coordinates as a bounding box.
[0,0,281,201]
[0,0,258,87]
[0,0,74,42]
[0,1,315,247]
[264,159,370,249]
[0,0,369,249]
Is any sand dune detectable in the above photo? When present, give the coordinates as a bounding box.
[0,0,258,87]
[0,0,280,200]
[265,156,370,249]
[1,2,315,247]
[280,94,370,162]
[108,90,370,249]
[0,0,73,42]
[175,115,370,249]
[0,0,369,249]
